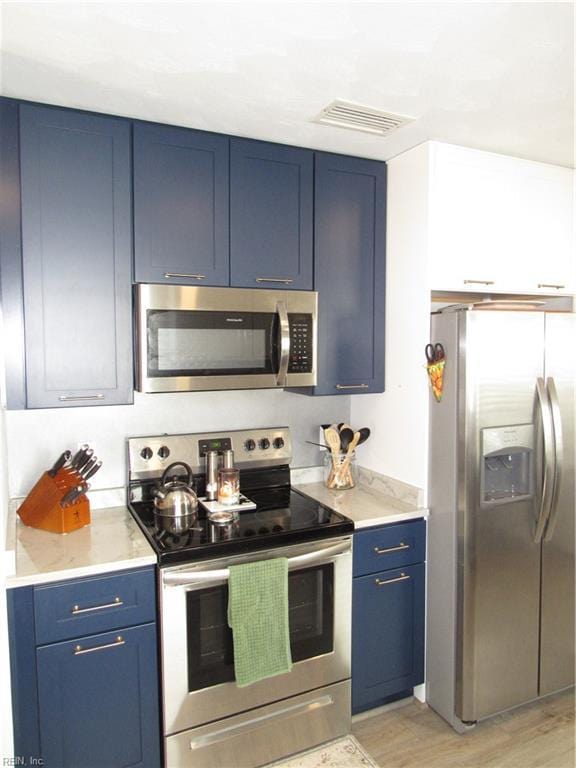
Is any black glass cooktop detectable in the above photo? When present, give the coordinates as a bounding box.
[128,484,353,565]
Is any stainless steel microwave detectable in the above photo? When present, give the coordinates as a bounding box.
[136,285,317,392]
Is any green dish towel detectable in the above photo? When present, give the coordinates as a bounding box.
[227,557,293,687]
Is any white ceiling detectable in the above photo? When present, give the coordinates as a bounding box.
[0,1,574,167]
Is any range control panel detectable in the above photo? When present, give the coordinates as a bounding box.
[128,427,293,481]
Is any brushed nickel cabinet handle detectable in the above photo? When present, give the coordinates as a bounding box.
[375,573,410,586]
[74,636,125,655]
[164,272,206,280]
[255,277,294,284]
[335,384,369,390]
[58,394,105,401]
[373,542,410,555]
[71,596,123,615]
[538,283,565,290]
[463,279,495,286]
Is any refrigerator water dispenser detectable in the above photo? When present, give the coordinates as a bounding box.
[480,425,534,507]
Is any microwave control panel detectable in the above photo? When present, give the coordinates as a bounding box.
[288,314,313,373]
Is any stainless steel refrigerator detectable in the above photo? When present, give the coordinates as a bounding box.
[427,307,575,731]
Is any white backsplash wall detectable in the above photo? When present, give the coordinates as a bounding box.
[351,145,430,491]
[4,390,350,498]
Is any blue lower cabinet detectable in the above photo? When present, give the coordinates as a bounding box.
[8,567,161,768]
[37,624,160,768]
[352,522,426,714]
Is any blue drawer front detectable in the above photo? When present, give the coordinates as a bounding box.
[353,519,426,576]
[34,568,156,645]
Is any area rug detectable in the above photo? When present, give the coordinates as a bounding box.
[270,736,379,768]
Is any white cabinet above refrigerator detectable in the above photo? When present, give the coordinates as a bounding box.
[404,142,575,295]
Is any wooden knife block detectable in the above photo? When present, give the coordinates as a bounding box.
[18,470,91,534]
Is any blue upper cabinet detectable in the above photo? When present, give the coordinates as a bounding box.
[133,123,230,286]
[312,153,386,395]
[230,139,313,290]
[19,104,133,408]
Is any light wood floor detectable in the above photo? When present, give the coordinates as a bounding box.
[352,689,575,768]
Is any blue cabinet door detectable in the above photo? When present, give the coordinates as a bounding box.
[230,138,313,290]
[36,623,161,768]
[352,563,425,713]
[134,122,229,286]
[313,153,386,395]
[19,104,133,408]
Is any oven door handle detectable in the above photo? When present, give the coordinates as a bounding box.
[276,301,290,387]
[162,540,351,587]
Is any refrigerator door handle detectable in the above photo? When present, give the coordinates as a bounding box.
[534,378,555,544]
[543,377,563,542]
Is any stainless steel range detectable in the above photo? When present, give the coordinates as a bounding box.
[126,428,353,768]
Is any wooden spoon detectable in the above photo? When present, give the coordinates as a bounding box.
[339,431,361,487]
[339,427,354,453]
[324,427,341,459]
[324,427,342,486]
[357,427,371,445]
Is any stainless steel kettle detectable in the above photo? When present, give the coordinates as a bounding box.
[153,462,198,534]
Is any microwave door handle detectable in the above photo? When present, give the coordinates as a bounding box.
[162,540,351,587]
[544,377,563,541]
[276,301,290,387]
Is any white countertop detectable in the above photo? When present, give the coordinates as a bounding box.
[4,467,426,587]
[6,505,156,589]
[293,477,428,529]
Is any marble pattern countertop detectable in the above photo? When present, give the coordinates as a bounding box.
[293,466,428,529]
[4,466,425,587]
[6,505,156,589]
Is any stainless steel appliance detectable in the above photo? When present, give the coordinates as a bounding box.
[136,285,317,392]
[126,428,353,768]
[427,308,575,731]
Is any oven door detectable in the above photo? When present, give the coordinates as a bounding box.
[160,536,352,735]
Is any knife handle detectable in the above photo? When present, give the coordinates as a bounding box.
[76,449,94,473]
[80,456,97,477]
[61,484,85,506]
[82,460,102,482]
[48,450,72,478]
[71,445,90,469]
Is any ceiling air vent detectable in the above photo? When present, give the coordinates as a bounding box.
[314,99,414,136]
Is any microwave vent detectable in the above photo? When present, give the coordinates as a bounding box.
[314,99,414,136]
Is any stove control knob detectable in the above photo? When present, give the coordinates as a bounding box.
[259,438,270,450]
[244,439,256,452]
[140,447,153,461]
[157,445,170,460]
[273,437,285,450]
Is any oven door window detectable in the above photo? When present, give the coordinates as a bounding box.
[186,564,334,692]
[147,310,279,377]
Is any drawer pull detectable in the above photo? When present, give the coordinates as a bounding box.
[335,384,369,390]
[463,279,495,286]
[71,596,123,615]
[58,394,105,401]
[164,272,206,280]
[375,573,410,586]
[255,277,294,284]
[373,542,410,555]
[74,636,125,655]
[538,283,565,290]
